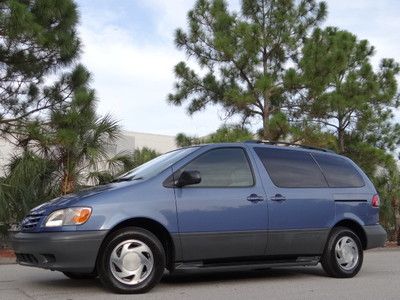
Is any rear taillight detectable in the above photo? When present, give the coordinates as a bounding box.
[372,194,380,207]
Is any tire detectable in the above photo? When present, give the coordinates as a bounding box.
[63,271,98,280]
[97,227,166,294]
[321,226,363,278]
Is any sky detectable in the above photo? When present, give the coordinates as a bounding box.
[76,0,400,137]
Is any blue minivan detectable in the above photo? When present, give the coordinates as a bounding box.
[12,141,387,293]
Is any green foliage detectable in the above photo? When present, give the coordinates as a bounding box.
[289,121,338,151]
[18,66,121,194]
[176,124,254,147]
[372,161,400,235]
[103,153,137,176]
[168,0,326,139]
[262,112,291,141]
[207,124,254,143]
[88,147,160,185]
[0,0,80,136]
[130,147,160,169]
[87,171,115,186]
[0,1,122,231]
[292,27,400,153]
[0,152,58,226]
[176,133,201,147]
[0,65,121,225]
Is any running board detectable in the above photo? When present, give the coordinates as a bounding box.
[174,256,320,271]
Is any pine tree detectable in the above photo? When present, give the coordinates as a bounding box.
[289,27,400,153]
[168,0,326,139]
[176,124,254,147]
[0,0,80,136]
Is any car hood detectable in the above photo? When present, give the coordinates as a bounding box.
[29,181,135,215]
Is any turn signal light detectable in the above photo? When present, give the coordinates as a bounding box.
[72,208,92,224]
[371,194,380,207]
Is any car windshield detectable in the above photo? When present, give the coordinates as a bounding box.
[115,147,199,181]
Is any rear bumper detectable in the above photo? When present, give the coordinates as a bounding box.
[363,225,387,249]
[11,230,107,273]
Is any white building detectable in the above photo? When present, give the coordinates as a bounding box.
[0,139,15,176]
[112,131,177,155]
[0,131,177,176]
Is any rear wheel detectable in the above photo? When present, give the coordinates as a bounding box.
[321,227,363,278]
[97,227,165,294]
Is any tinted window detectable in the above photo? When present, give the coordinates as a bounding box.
[313,153,365,188]
[254,148,327,188]
[181,148,254,187]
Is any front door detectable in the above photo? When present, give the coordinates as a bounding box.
[174,147,268,261]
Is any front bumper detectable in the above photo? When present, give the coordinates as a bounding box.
[11,230,107,273]
[364,224,387,249]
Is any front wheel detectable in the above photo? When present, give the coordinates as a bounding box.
[97,227,166,294]
[321,227,363,278]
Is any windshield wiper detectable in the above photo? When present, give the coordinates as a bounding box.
[111,176,143,183]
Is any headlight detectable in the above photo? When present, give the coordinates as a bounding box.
[45,207,92,227]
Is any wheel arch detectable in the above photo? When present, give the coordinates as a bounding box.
[98,217,176,271]
[331,219,367,250]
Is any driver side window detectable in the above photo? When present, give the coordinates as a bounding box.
[180,148,254,187]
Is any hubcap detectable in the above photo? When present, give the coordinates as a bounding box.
[335,236,359,271]
[109,239,154,285]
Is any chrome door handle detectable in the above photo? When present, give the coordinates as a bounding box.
[270,194,286,201]
[247,194,264,203]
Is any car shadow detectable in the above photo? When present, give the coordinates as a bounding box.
[161,265,327,286]
[30,276,104,291]
[28,265,327,293]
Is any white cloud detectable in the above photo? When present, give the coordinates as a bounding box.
[325,0,400,66]
[140,0,195,41]
[77,2,234,137]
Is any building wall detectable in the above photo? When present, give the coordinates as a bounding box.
[0,139,16,176]
[0,131,177,176]
[115,131,177,155]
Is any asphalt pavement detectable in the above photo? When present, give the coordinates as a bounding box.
[0,248,399,300]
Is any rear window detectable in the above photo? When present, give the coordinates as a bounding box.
[312,153,365,188]
[254,148,328,188]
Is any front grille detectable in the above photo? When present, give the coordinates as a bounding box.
[21,213,43,231]
[16,253,39,265]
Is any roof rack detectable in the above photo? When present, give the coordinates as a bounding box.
[244,140,335,153]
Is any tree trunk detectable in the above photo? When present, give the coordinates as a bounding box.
[260,95,270,140]
[261,105,270,140]
[338,127,345,153]
[61,172,75,195]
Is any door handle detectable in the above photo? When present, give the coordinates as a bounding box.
[270,194,286,201]
[247,194,264,203]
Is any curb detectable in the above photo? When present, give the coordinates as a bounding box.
[0,249,15,264]
[0,257,16,264]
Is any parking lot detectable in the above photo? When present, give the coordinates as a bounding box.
[0,248,398,300]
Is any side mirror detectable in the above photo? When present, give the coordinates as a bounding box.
[176,170,201,187]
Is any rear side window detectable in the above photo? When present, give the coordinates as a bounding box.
[254,148,327,188]
[313,153,365,188]
[181,148,254,187]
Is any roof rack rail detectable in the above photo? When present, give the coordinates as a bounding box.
[244,140,335,153]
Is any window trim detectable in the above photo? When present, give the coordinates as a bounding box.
[165,146,256,189]
[254,147,329,189]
